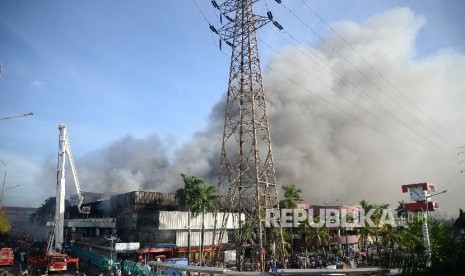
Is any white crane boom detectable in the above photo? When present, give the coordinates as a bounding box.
[53,124,85,252]
[64,133,84,211]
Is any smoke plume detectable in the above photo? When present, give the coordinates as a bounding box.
[37,8,465,214]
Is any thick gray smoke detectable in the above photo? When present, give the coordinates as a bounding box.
[37,8,465,214]
[265,8,465,212]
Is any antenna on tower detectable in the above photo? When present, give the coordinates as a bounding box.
[208,0,284,270]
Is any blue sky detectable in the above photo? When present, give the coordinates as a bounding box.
[1,0,464,211]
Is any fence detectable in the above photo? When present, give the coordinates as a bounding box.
[71,246,164,275]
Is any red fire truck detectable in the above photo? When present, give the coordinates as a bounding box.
[0,247,14,273]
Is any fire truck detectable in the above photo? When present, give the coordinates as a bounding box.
[0,247,14,273]
[29,125,86,273]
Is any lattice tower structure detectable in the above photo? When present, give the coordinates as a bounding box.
[210,0,283,270]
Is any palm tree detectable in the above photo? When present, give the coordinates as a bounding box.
[192,182,217,266]
[357,200,395,265]
[297,218,312,255]
[240,221,257,268]
[175,174,217,265]
[279,184,303,209]
[395,200,406,218]
[358,199,377,264]
[176,174,201,265]
[297,217,328,254]
[280,184,303,256]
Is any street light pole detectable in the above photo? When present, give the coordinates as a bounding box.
[0,160,6,197]
[0,161,6,204]
[423,189,449,265]
[188,206,191,265]
[1,160,22,208]
[0,184,21,208]
[109,235,115,272]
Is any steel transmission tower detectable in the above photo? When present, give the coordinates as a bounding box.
[209,0,284,270]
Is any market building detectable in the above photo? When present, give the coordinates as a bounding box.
[64,190,239,265]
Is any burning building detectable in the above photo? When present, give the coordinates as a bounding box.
[65,190,238,264]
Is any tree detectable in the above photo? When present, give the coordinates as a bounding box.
[279,184,303,209]
[358,199,377,264]
[240,220,257,266]
[176,174,202,264]
[175,174,217,266]
[176,175,204,210]
[193,182,217,266]
[381,212,465,274]
[395,200,407,218]
[279,184,303,256]
[297,217,328,254]
[176,174,203,265]
[453,208,465,229]
[266,225,288,259]
[0,209,11,234]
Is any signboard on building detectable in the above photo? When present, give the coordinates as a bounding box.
[81,206,91,214]
[115,242,140,252]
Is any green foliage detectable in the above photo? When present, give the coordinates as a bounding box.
[453,208,465,229]
[279,184,303,209]
[330,245,341,256]
[380,209,465,275]
[175,174,217,216]
[175,174,217,265]
[0,209,11,234]
[241,221,257,245]
[266,226,287,257]
[176,174,204,208]
[297,217,328,252]
[395,200,407,218]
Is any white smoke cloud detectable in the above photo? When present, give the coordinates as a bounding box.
[35,7,465,214]
[265,7,465,212]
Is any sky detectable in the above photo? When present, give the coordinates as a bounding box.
[0,0,464,216]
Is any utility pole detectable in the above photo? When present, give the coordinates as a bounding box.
[0,161,20,208]
[0,161,6,208]
[209,0,284,270]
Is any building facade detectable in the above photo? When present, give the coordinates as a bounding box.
[65,191,239,263]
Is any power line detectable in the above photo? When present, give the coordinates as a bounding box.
[275,1,462,153]
[192,0,462,176]
[295,0,463,149]
[265,1,459,168]
[0,112,33,122]
[265,64,456,170]
[224,0,457,168]
[190,0,227,54]
[261,27,454,160]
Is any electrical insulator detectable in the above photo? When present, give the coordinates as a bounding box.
[273,21,283,30]
[210,25,219,34]
[267,11,273,20]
